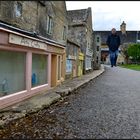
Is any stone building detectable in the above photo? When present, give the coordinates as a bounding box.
[0,1,68,45]
[66,39,81,79]
[94,21,140,64]
[67,7,93,74]
[0,1,68,109]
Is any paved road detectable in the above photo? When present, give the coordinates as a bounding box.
[1,65,140,139]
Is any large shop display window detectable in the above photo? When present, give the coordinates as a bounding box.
[0,50,26,97]
[32,54,48,87]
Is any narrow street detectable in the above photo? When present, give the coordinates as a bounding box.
[1,65,140,139]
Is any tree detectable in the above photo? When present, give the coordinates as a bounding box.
[127,43,140,64]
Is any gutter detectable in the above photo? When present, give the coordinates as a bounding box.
[0,21,66,48]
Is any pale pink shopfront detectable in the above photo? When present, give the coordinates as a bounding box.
[0,28,65,109]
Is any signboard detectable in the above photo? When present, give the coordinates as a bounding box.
[47,45,64,54]
[9,33,47,50]
[86,47,93,56]
[68,55,76,60]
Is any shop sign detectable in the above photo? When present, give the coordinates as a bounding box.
[9,33,47,50]
[68,55,76,60]
[47,45,64,54]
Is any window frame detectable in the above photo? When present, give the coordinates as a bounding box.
[15,2,22,18]
[47,15,53,35]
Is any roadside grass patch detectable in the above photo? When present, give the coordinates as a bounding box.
[119,64,140,71]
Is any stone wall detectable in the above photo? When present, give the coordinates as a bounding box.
[0,1,37,31]
[0,1,68,46]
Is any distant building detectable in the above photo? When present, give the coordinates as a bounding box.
[66,39,82,79]
[67,7,93,74]
[94,21,140,64]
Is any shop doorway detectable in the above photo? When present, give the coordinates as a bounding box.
[51,55,57,87]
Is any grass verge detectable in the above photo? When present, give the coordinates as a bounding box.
[119,64,140,71]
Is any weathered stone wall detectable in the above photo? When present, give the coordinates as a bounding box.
[67,8,93,53]
[68,25,87,54]
[51,1,68,45]
[86,8,93,50]
[34,1,68,45]
[67,7,93,73]
[0,1,37,31]
[0,1,68,45]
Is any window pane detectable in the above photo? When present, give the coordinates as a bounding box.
[32,54,48,87]
[0,51,26,97]
[15,2,22,17]
[47,16,53,34]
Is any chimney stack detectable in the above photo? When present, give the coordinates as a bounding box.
[120,21,126,34]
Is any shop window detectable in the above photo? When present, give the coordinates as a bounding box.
[15,2,22,17]
[47,15,53,35]
[86,57,91,70]
[0,51,26,97]
[32,54,48,87]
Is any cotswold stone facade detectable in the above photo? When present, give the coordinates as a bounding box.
[0,1,37,32]
[0,1,68,46]
[66,39,81,79]
[67,8,93,74]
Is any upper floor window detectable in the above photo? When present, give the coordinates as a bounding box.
[97,46,99,51]
[15,2,22,17]
[47,15,53,35]
[97,37,100,43]
[63,26,67,40]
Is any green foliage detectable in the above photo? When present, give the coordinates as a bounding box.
[127,43,140,62]
[120,64,140,71]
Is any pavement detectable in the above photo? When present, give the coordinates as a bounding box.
[0,65,105,127]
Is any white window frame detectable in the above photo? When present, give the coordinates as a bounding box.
[47,15,53,35]
[15,2,22,17]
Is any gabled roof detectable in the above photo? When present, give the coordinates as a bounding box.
[67,38,80,48]
[67,8,90,25]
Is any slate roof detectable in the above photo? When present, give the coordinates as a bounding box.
[67,8,90,25]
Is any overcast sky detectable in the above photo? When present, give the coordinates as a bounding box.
[66,1,140,31]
